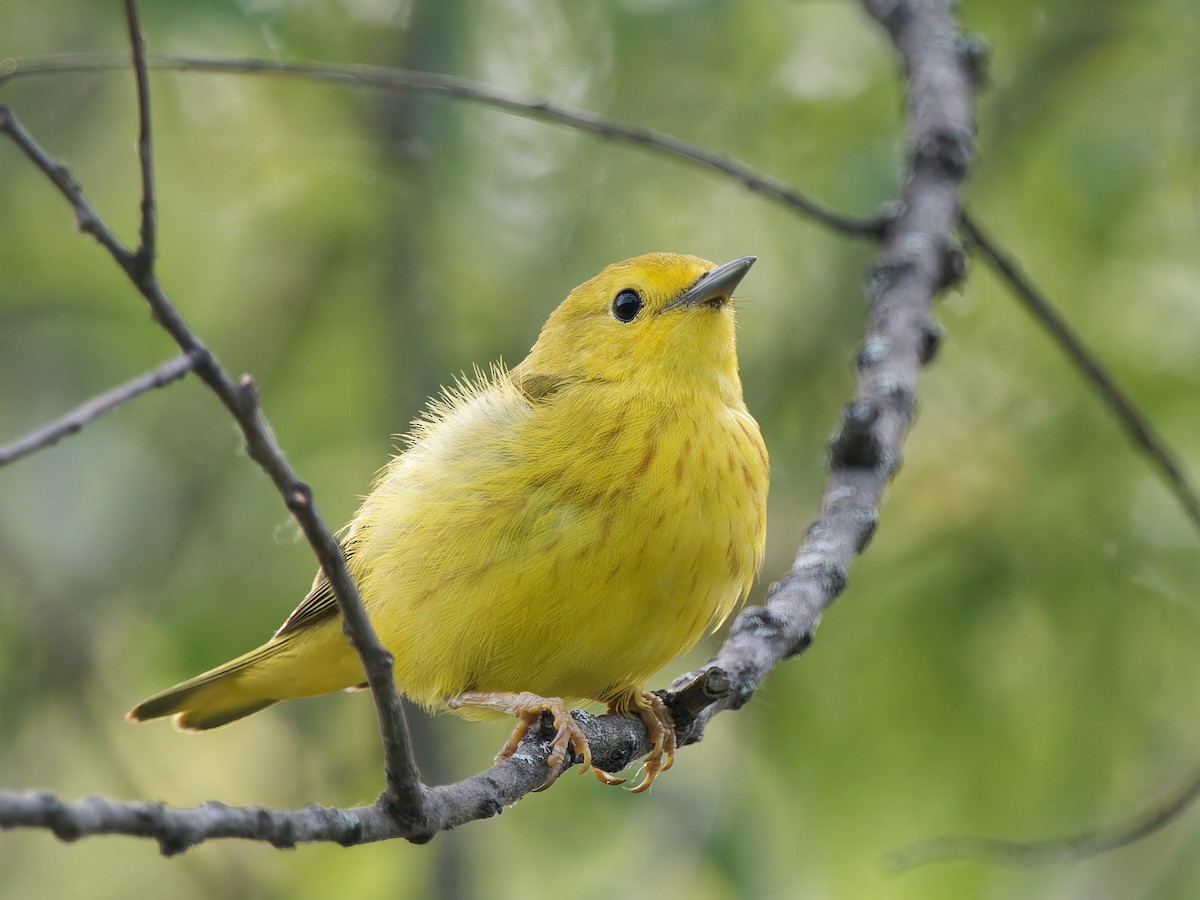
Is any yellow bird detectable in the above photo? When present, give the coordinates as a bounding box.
[129,252,768,791]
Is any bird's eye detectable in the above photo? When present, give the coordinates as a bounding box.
[612,289,643,323]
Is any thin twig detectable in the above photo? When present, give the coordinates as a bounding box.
[123,0,156,273]
[0,53,883,240]
[888,762,1200,871]
[887,212,1200,870]
[0,354,195,467]
[962,211,1200,534]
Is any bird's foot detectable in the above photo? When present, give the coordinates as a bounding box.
[450,690,592,789]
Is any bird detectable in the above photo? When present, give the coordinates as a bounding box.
[128,252,768,792]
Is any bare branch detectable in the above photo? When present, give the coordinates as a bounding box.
[0,354,194,467]
[888,762,1200,871]
[0,53,883,240]
[961,211,1200,534]
[0,791,383,854]
[0,668,729,850]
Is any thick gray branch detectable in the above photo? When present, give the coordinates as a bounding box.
[681,0,976,739]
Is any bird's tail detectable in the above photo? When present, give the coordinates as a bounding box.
[126,643,284,732]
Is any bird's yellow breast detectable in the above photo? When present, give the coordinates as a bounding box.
[349,370,767,713]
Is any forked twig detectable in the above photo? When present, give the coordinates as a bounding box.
[1,0,426,829]
[125,0,426,821]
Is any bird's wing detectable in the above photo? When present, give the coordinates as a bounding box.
[272,538,360,639]
[271,371,572,642]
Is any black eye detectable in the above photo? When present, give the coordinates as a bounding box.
[612,289,643,322]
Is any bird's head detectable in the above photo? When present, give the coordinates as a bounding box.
[516,252,755,401]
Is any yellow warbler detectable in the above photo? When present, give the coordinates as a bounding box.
[129,252,768,791]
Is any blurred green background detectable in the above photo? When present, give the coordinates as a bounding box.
[2,1,1198,897]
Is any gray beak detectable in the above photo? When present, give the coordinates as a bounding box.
[664,256,757,311]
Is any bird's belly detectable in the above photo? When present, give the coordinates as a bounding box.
[382,508,744,708]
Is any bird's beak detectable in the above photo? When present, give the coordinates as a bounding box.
[665,256,756,311]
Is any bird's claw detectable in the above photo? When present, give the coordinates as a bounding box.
[623,691,677,793]
[591,767,627,786]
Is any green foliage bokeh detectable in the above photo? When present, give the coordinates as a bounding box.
[1,1,1198,898]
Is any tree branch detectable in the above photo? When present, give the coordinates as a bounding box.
[0,105,135,270]
[0,668,730,850]
[888,762,1200,871]
[961,211,1200,534]
[119,0,423,822]
[0,353,195,467]
[881,213,1200,870]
